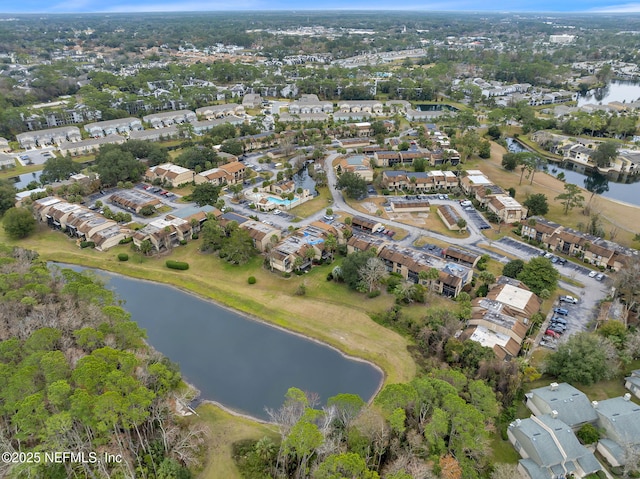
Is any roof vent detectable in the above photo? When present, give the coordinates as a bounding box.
[592,401,599,409]
[551,410,559,419]
[515,418,521,426]
[550,382,559,391]
[624,393,631,401]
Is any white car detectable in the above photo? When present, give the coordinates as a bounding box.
[273,209,281,215]
[588,270,598,278]
[559,295,578,304]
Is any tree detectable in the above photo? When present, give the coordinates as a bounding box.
[456,218,467,230]
[341,250,375,290]
[614,255,640,312]
[336,171,368,200]
[40,155,79,184]
[326,394,365,429]
[220,227,256,264]
[191,183,222,207]
[555,183,584,215]
[501,153,520,171]
[94,146,145,186]
[517,257,559,295]
[175,147,218,171]
[487,125,501,140]
[545,332,619,384]
[221,139,244,156]
[502,259,525,278]
[584,171,609,207]
[0,179,16,217]
[3,207,36,239]
[591,140,618,168]
[358,257,388,293]
[523,193,549,216]
[313,453,380,479]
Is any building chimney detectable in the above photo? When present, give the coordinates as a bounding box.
[551,410,558,419]
[624,393,631,401]
[550,382,559,391]
[592,401,599,409]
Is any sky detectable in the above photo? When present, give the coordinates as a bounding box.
[3,0,640,14]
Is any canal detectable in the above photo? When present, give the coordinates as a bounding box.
[506,138,640,207]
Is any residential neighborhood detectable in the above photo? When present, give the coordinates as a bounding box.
[1,9,640,479]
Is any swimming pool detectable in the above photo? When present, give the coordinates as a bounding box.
[268,196,294,206]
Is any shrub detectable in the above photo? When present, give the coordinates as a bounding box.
[576,424,600,445]
[179,239,188,246]
[80,241,95,249]
[294,284,306,296]
[119,236,133,244]
[166,260,189,270]
[283,272,291,278]
[247,276,257,284]
[191,234,199,240]
[367,290,381,298]
[117,253,129,262]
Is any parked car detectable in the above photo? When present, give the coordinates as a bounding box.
[549,324,565,334]
[554,307,569,316]
[596,273,605,281]
[557,258,567,265]
[545,329,560,339]
[560,295,578,304]
[540,338,557,349]
[588,270,598,278]
[551,316,568,325]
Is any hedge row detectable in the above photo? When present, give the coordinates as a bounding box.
[166,260,189,270]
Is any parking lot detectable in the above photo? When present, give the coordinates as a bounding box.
[539,295,595,350]
[16,148,56,166]
[497,237,597,278]
[464,208,492,230]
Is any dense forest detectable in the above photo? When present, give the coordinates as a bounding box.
[0,245,208,479]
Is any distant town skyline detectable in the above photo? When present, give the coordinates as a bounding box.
[3,0,640,14]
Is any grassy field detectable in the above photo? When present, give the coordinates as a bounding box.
[193,404,277,479]
[289,186,333,219]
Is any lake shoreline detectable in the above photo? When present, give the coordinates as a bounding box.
[50,260,387,420]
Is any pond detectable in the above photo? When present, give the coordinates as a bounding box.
[54,264,383,421]
[577,80,640,106]
[506,138,640,207]
[292,164,317,194]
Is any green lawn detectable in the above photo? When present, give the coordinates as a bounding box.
[289,186,333,219]
[188,403,277,479]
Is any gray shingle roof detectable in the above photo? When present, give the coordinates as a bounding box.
[596,397,640,445]
[527,383,599,427]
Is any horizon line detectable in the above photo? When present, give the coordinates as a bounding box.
[2,8,640,14]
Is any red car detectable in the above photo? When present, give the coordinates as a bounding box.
[545,329,560,339]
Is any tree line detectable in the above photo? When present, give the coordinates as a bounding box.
[0,245,208,479]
